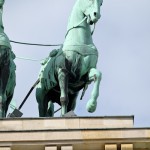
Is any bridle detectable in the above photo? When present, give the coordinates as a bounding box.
[65,0,99,38]
[65,16,96,38]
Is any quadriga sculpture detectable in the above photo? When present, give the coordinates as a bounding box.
[0,0,16,117]
[36,0,103,116]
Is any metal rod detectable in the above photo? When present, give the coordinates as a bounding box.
[18,79,40,110]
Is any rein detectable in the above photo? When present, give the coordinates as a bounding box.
[65,16,87,38]
[10,40,62,47]
[65,16,96,38]
[10,17,96,47]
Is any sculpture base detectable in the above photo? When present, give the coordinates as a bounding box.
[0,116,149,150]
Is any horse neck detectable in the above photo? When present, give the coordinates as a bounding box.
[64,2,94,46]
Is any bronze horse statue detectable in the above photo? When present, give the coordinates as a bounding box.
[0,0,16,117]
[36,0,103,116]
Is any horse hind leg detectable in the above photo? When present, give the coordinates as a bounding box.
[0,83,7,117]
[5,94,13,115]
[57,68,69,116]
[86,68,102,113]
[0,63,10,117]
[36,88,48,117]
[0,95,6,117]
[47,101,54,117]
[67,92,78,112]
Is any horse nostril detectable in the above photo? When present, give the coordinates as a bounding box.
[94,12,97,17]
[90,21,93,25]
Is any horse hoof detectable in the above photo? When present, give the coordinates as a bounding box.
[86,100,97,113]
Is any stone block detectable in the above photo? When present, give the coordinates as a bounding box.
[0,147,11,150]
[121,144,133,150]
[61,146,73,150]
[105,144,117,150]
[45,146,57,150]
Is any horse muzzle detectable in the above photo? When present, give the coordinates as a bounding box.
[87,12,100,25]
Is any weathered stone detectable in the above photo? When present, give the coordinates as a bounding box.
[105,144,117,150]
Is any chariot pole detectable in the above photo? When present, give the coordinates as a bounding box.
[7,79,40,117]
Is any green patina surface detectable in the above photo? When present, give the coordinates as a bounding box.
[36,0,103,117]
[0,0,16,118]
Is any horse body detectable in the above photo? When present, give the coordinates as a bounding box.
[0,0,16,117]
[36,0,103,117]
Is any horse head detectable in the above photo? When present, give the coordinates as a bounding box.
[0,0,4,7]
[80,0,103,25]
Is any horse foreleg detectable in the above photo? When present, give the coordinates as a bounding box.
[58,68,68,116]
[0,65,10,117]
[86,68,102,113]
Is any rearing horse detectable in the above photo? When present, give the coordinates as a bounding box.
[36,0,103,116]
[0,0,16,117]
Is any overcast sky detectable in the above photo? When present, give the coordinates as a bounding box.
[3,0,150,127]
